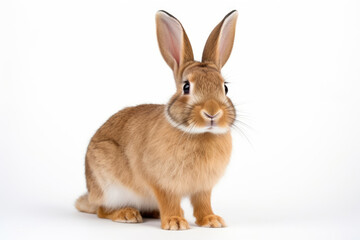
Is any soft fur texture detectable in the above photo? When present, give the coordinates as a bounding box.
[75,10,239,230]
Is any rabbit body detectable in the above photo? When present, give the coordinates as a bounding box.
[83,104,231,211]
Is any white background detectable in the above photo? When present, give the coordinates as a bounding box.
[1,0,360,239]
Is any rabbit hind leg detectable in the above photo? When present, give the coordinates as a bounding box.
[97,206,143,223]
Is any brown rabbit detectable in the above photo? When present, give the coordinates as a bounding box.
[75,10,238,230]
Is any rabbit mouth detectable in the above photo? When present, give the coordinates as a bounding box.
[205,121,229,134]
[198,125,230,134]
[165,109,229,134]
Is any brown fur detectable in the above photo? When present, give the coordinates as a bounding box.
[75,10,239,230]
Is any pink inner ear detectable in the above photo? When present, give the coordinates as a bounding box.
[162,18,182,66]
[219,19,233,64]
[218,12,238,67]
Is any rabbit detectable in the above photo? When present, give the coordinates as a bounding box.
[75,10,238,230]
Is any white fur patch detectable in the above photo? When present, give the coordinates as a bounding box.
[103,183,158,211]
[164,109,229,134]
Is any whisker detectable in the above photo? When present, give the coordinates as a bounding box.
[230,118,254,131]
[230,122,253,147]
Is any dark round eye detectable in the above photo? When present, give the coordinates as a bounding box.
[224,84,228,95]
[183,81,190,94]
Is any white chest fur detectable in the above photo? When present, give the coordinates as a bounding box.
[103,183,158,211]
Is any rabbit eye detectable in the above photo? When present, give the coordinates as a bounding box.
[224,84,228,95]
[183,81,190,94]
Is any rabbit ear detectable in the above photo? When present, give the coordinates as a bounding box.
[202,10,238,69]
[156,11,194,75]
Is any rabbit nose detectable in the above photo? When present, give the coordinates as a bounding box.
[201,110,222,120]
[201,99,223,121]
[203,111,219,119]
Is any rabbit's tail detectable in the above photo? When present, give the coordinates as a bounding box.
[75,193,97,214]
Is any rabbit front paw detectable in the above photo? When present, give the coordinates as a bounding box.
[161,216,190,230]
[196,215,226,228]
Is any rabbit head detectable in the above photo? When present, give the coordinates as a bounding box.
[156,10,238,134]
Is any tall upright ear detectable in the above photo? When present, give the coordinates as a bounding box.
[202,10,238,69]
[156,11,194,75]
